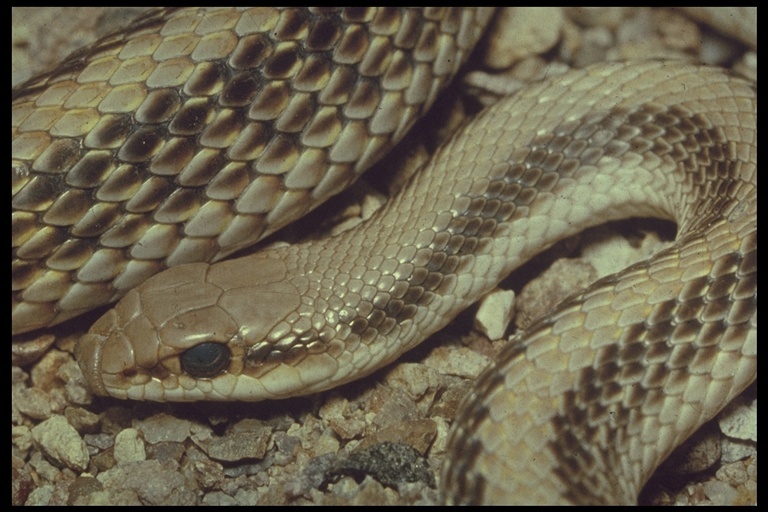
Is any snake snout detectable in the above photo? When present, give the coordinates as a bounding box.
[75,314,116,397]
[76,305,144,398]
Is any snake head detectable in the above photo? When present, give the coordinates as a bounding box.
[76,252,336,402]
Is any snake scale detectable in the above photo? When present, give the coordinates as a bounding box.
[12,8,756,505]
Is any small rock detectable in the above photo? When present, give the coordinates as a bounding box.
[113,428,146,463]
[363,419,437,455]
[319,397,367,440]
[30,350,72,392]
[720,437,756,464]
[96,460,197,505]
[64,407,101,434]
[14,387,53,420]
[196,430,271,462]
[31,415,88,472]
[66,476,104,506]
[715,461,749,487]
[702,480,739,505]
[202,491,239,506]
[135,413,193,444]
[382,363,441,401]
[474,288,515,340]
[515,258,596,329]
[484,7,564,69]
[565,7,634,29]
[330,442,435,489]
[11,334,56,366]
[718,396,756,442]
[425,345,489,379]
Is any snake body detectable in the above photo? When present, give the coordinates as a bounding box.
[12,7,493,333]
[13,8,756,505]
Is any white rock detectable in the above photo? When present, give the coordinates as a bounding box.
[474,288,516,340]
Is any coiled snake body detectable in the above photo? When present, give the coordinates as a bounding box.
[12,8,756,505]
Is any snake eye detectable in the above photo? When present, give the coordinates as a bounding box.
[180,342,231,378]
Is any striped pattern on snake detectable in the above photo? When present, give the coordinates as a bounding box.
[13,7,493,333]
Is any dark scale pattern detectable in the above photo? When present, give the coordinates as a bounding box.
[545,230,755,504]
[440,68,755,503]
[12,7,494,334]
[318,104,697,358]
[284,108,648,372]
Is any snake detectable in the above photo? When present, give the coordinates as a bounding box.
[12,8,756,505]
